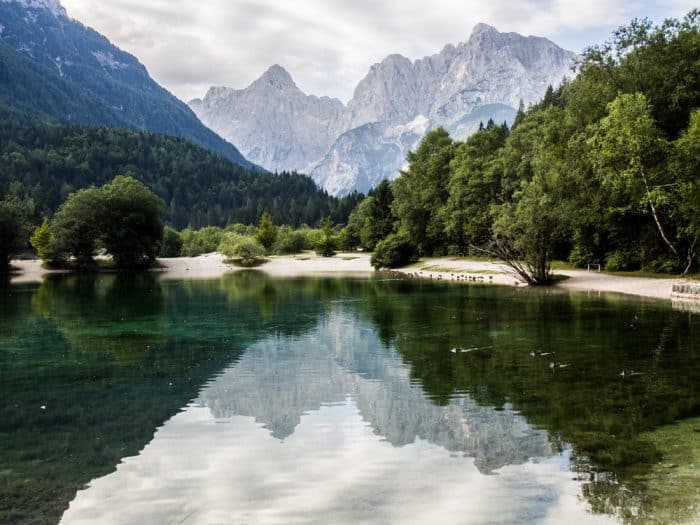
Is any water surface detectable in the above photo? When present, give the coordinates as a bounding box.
[1,273,698,524]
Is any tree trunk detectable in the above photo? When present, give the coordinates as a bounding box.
[639,167,678,257]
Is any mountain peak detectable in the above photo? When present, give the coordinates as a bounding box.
[254,64,297,90]
[471,22,498,36]
[1,0,67,17]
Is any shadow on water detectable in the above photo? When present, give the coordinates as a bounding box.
[0,273,698,524]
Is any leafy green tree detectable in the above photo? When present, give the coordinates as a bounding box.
[315,217,336,257]
[344,180,396,252]
[0,196,30,272]
[218,233,266,267]
[272,226,307,255]
[587,93,681,266]
[180,226,223,256]
[159,226,183,258]
[392,128,454,256]
[360,180,395,250]
[671,109,700,273]
[443,124,508,251]
[492,172,571,284]
[100,175,164,267]
[371,232,419,269]
[30,219,61,265]
[50,187,103,269]
[255,212,278,252]
[490,106,573,284]
[572,11,699,139]
[344,198,371,250]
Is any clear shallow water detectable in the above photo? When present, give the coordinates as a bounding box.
[1,272,699,524]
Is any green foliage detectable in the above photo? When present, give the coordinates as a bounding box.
[370,232,419,269]
[225,223,257,236]
[45,177,164,268]
[315,217,337,257]
[343,11,700,277]
[392,128,455,256]
[30,219,60,265]
[444,124,509,250]
[50,187,104,270]
[605,250,638,272]
[0,195,30,271]
[336,227,359,252]
[218,233,266,267]
[344,181,396,252]
[255,212,278,252]
[180,227,224,257]
[361,181,396,250]
[272,226,308,255]
[100,176,164,267]
[159,227,183,258]
[568,243,595,269]
[302,228,323,250]
[0,118,361,230]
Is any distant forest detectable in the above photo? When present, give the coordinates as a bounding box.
[0,115,362,229]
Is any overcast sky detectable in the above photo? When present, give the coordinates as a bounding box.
[60,0,696,104]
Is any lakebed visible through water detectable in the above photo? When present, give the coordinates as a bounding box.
[1,272,699,524]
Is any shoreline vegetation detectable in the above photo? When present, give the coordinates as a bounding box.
[2,14,698,297]
[9,253,700,304]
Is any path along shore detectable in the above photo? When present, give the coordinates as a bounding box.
[8,253,700,306]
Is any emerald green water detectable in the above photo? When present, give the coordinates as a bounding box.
[1,272,698,524]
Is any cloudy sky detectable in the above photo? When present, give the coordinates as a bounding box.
[60,0,696,103]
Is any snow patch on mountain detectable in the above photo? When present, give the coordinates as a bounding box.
[92,50,129,70]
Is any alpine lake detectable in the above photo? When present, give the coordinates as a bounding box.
[1,271,699,525]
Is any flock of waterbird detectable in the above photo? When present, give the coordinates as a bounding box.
[387,270,497,283]
[386,270,642,379]
[449,345,642,378]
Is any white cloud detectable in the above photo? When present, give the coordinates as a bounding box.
[60,0,697,103]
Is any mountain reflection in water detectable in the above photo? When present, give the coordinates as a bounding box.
[198,312,552,473]
[61,310,598,525]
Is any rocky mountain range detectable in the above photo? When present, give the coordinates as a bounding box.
[0,0,253,168]
[190,23,577,195]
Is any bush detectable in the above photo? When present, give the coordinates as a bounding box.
[219,234,266,267]
[605,250,639,272]
[371,233,418,269]
[225,223,256,236]
[159,226,183,257]
[180,226,223,256]
[30,219,62,266]
[643,255,679,274]
[255,212,278,252]
[569,245,595,268]
[302,228,323,248]
[337,227,360,251]
[272,226,307,255]
[217,232,244,257]
[315,217,336,257]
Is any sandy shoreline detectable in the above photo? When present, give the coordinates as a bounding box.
[8,253,699,303]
